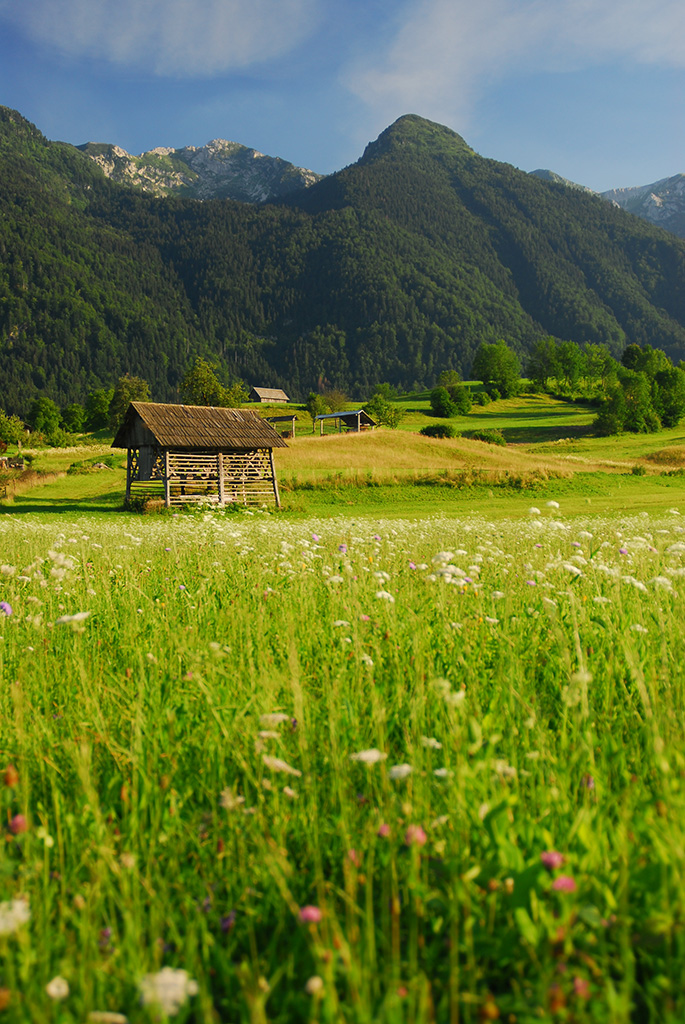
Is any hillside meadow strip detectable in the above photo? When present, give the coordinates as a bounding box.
[0,508,684,1022]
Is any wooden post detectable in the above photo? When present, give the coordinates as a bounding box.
[126,449,132,502]
[320,418,323,436]
[357,412,361,432]
[291,416,295,439]
[269,448,281,508]
[164,450,171,508]
[217,452,225,506]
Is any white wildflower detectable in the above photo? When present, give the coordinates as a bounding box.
[432,551,454,564]
[219,788,245,811]
[262,755,302,777]
[283,786,298,799]
[433,768,454,779]
[546,501,560,509]
[484,616,499,625]
[0,898,30,935]
[528,507,541,515]
[46,977,70,1001]
[54,611,90,625]
[327,575,344,584]
[259,713,290,726]
[388,764,413,780]
[631,623,648,634]
[350,748,387,764]
[139,967,199,1017]
[333,620,351,627]
[375,590,395,602]
[87,1013,129,1024]
[360,653,374,667]
[421,736,442,750]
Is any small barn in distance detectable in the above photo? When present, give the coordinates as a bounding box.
[112,402,287,508]
[249,386,290,404]
[315,410,376,435]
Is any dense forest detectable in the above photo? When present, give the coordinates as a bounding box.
[1,107,685,417]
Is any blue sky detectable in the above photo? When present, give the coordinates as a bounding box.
[0,0,682,192]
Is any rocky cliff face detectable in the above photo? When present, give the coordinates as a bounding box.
[601,175,685,239]
[78,138,323,202]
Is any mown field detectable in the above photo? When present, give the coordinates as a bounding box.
[1,397,685,1022]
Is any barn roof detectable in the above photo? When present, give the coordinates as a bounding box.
[112,402,288,450]
[249,387,290,401]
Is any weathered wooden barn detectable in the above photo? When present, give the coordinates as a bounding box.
[249,386,290,404]
[112,402,287,508]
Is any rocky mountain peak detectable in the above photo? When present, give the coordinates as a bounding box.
[77,137,323,203]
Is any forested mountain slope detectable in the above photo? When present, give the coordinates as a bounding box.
[1,107,685,416]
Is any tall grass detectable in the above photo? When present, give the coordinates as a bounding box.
[0,508,684,1021]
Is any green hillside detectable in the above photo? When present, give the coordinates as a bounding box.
[1,108,685,416]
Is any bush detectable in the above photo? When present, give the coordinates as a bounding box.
[420,423,458,439]
[429,387,457,417]
[475,392,491,406]
[447,383,472,414]
[465,428,507,446]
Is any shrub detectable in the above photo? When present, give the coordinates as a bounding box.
[465,428,506,446]
[475,391,491,406]
[420,423,458,439]
[429,387,457,417]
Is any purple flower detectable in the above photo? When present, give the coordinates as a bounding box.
[0,602,12,617]
[405,824,427,847]
[311,534,320,542]
[552,875,577,893]
[581,773,595,790]
[541,850,565,870]
[526,580,536,586]
[299,905,322,924]
[338,544,347,554]
[373,535,381,541]
[409,562,416,569]
[221,911,236,933]
[619,547,628,555]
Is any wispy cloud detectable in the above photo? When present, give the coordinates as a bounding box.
[0,0,319,75]
[344,0,685,134]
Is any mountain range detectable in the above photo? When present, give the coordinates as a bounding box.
[77,138,322,203]
[530,169,685,239]
[80,132,685,241]
[1,105,685,418]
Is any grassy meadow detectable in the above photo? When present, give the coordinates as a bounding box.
[1,395,685,1021]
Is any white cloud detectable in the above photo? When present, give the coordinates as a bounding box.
[344,0,685,134]
[0,0,319,75]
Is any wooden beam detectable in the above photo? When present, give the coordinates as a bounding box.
[217,452,225,506]
[164,450,170,508]
[126,449,132,501]
[269,448,281,508]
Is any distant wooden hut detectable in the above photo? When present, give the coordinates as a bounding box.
[315,410,376,435]
[249,386,290,404]
[112,402,287,508]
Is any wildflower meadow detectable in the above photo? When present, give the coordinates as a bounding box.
[0,506,684,1022]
